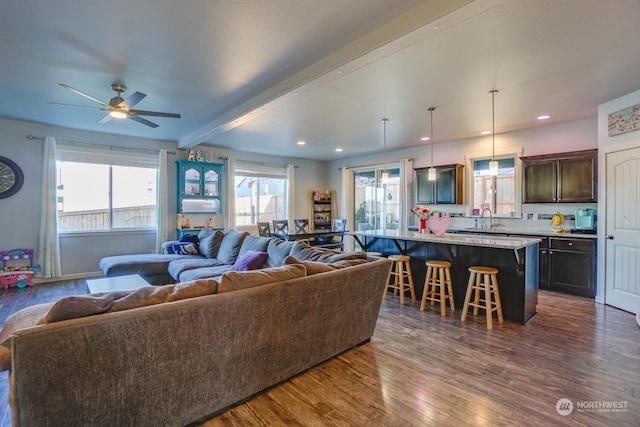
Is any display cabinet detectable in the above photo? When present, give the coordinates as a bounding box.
[176,160,224,238]
[312,191,332,230]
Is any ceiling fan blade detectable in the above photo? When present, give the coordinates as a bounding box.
[98,114,113,124]
[59,83,109,107]
[120,91,146,109]
[128,115,159,128]
[47,101,108,112]
[129,109,181,118]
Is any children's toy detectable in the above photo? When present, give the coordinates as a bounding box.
[1,249,40,290]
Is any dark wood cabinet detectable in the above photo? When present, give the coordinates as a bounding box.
[522,150,597,203]
[547,237,596,298]
[415,164,463,204]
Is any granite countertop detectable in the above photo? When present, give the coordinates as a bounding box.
[352,230,541,250]
[447,226,597,239]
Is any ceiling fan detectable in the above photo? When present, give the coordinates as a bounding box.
[48,83,181,128]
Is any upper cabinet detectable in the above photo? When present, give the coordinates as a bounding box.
[415,164,464,204]
[522,149,597,203]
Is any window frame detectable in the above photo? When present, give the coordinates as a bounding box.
[233,161,288,227]
[55,145,159,234]
[467,153,520,218]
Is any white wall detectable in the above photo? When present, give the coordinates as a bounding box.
[0,117,325,279]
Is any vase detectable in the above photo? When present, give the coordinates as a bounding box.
[418,218,427,233]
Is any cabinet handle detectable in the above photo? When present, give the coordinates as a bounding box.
[568,242,573,246]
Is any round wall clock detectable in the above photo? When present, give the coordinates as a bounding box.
[0,156,24,199]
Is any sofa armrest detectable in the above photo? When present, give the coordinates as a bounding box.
[162,241,179,254]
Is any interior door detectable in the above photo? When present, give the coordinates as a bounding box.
[604,145,640,312]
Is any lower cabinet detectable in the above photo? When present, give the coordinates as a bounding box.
[546,237,596,298]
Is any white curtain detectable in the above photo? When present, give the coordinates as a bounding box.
[285,164,295,222]
[340,166,355,251]
[399,158,413,232]
[225,157,236,230]
[37,136,61,278]
[155,149,168,253]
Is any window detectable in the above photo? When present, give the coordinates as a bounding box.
[234,162,287,226]
[472,157,515,215]
[354,167,400,231]
[56,146,158,232]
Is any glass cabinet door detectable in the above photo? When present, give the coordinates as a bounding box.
[203,168,219,197]
[183,167,201,196]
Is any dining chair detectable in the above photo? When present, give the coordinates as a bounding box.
[293,219,309,234]
[272,219,289,235]
[257,221,271,237]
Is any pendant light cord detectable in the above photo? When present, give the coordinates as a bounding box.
[490,90,498,161]
[382,118,388,172]
[428,107,435,167]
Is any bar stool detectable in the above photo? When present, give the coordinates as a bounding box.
[384,255,416,304]
[461,266,504,329]
[420,260,454,317]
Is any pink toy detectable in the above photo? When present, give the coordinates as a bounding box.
[1,249,39,289]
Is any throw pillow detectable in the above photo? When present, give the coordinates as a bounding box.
[282,255,368,275]
[171,242,199,255]
[217,264,306,294]
[232,250,268,271]
[265,238,296,267]
[216,230,249,264]
[199,230,224,258]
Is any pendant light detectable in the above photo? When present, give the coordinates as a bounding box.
[381,118,389,184]
[427,106,437,181]
[489,90,499,176]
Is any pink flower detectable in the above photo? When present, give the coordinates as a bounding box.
[411,205,433,219]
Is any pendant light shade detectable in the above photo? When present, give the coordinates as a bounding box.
[427,106,436,181]
[381,118,389,184]
[489,90,499,176]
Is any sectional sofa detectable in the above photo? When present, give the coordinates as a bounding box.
[0,239,392,426]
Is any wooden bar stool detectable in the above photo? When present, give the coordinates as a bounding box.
[420,260,454,316]
[384,255,416,304]
[461,266,504,329]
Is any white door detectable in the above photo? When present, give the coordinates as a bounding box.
[604,145,640,312]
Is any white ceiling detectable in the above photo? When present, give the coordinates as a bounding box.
[2,0,640,161]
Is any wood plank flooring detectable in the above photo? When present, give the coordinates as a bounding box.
[0,281,638,426]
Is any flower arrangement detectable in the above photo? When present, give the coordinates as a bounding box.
[411,205,433,219]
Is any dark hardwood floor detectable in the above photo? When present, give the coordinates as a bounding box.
[0,280,638,426]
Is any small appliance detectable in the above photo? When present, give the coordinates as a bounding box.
[574,208,596,231]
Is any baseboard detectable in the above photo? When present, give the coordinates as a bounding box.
[32,271,103,284]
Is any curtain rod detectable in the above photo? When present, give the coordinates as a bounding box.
[26,135,177,155]
[233,158,299,169]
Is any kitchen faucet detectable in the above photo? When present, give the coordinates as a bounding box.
[481,208,493,229]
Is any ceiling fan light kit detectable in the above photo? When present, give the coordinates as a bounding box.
[49,83,181,128]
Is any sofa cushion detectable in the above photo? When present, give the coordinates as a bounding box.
[167,258,229,281]
[38,278,220,324]
[99,254,201,277]
[198,230,225,258]
[238,234,271,257]
[178,265,234,282]
[289,241,368,263]
[232,250,268,271]
[170,242,199,255]
[217,264,307,294]
[216,230,249,264]
[282,255,368,275]
[265,238,296,268]
[0,302,55,371]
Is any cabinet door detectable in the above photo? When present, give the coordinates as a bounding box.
[557,155,597,202]
[523,160,556,203]
[181,165,201,197]
[548,250,595,297]
[202,166,219,197]
[416,171,435,204]
[435,167,459,204]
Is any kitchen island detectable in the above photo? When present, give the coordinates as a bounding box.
[352,230,541,324]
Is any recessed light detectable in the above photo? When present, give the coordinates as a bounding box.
[537,115,550,120]
[421,137,430,141]
[335,148,343,152]
[297,140,306,146]
[481,130,491,135]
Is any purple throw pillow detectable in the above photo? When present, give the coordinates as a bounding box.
[232,250,268,271]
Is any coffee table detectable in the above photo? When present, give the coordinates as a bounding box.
[86,274,151,294]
